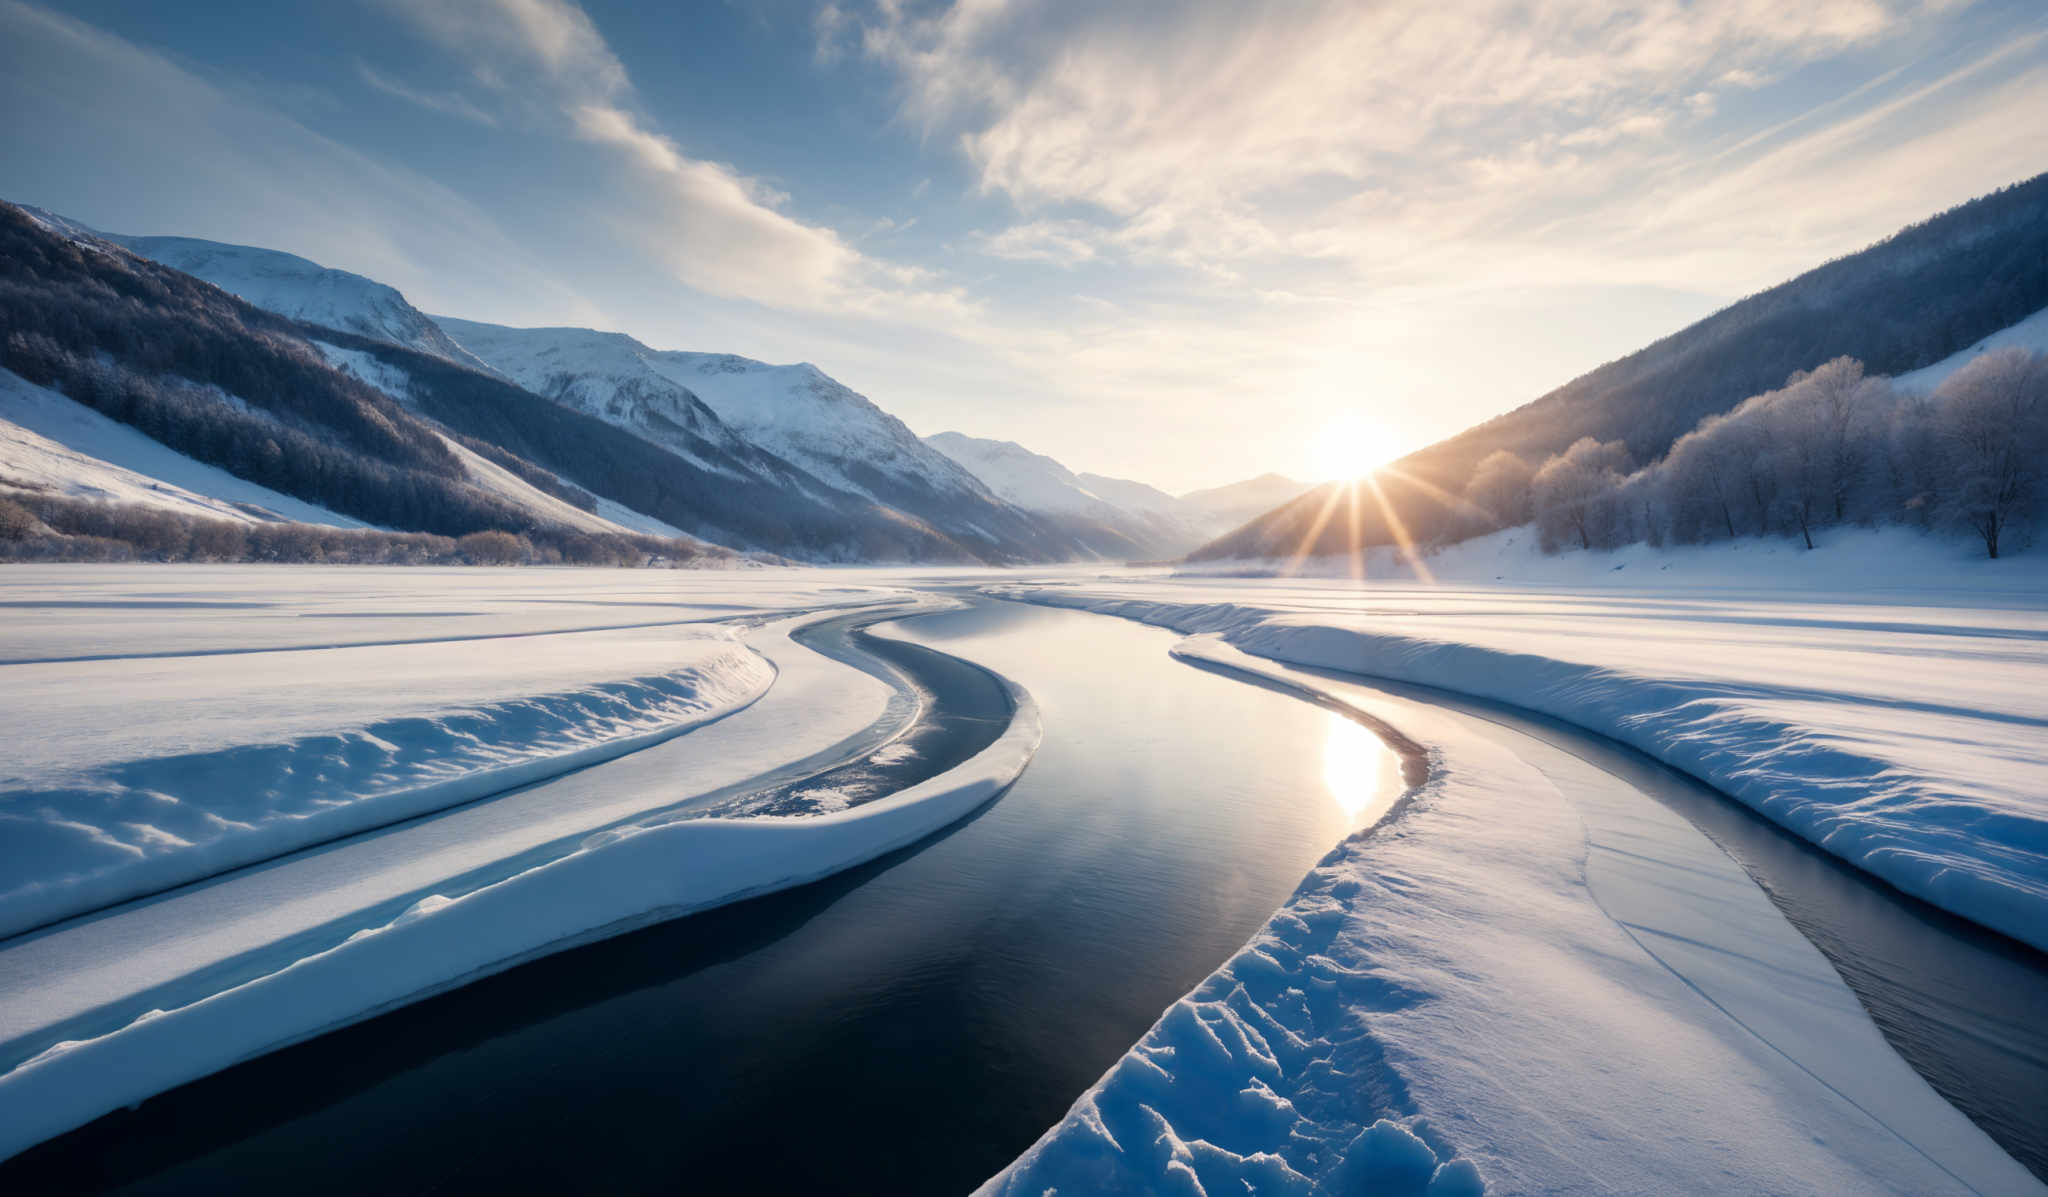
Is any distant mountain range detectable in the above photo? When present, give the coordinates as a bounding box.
[1192,170,2048,562]
[0,201,1297,564]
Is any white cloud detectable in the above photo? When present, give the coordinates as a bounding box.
[978,220,1101,266]
[0,1,593,326]
[382,0,970,319]
[855,0,1992,290]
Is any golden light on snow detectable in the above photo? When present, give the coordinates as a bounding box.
[1322,710,1395,820]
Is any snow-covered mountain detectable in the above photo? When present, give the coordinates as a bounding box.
[925,432,1114,516]
[1177,473,1313,536]
[19,210,490,371]
[1,203,1009,562]
[5,203,1309,564]
[925,431,1206,559]
[1077,472,1184,519]
[437,319,1075,562]
[426,319,816,492]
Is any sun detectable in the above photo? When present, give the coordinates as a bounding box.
[1310,413,1388,481]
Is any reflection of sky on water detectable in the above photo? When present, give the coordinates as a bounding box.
[1324,710,1402,824]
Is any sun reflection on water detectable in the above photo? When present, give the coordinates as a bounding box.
[1323,710,1398,821]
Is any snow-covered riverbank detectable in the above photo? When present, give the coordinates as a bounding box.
[0,568,1041,1163]
[0,629,775,939]
[985,633,2043,1196]
[988,574,2048,954]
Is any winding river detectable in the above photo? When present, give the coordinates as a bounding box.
[5,597,2044,1193]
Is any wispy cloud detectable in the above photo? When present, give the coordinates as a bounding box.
[977,219,1101,266]
[380,0,975,320]
[355,62,499,125]
[851,0,2019,293]
[0,0,592,324]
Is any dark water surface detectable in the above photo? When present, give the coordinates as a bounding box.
[7,600,1395,1195]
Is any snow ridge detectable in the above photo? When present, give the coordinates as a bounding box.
[0,640,774,941]
[26,216,495,372]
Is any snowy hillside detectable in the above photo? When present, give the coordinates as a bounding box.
[428,319,799,485]
[437,318,1076,562]
[19,211,490,371]
[1895,304,2048,392]
[0,369,364,528]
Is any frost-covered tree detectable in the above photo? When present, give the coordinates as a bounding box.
[1759,358,1894,547]
[1465,450,1536,530]
[1884,393,1943,529]
[1532,437,1631,551]
[1934,347,2048,558]
[1660,415,1750,542]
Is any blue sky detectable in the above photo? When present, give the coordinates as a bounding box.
[3,0,2046,491]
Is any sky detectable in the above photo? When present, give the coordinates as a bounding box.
[2,1,2046,493]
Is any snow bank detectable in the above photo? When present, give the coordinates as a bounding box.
[989,580,2048,954]
[0,604,901,1081]
[0,670,1040,1163]
[987,638,2037,1196]
[0,631,774,940]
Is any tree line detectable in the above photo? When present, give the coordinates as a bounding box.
[1457,346,2048,559]
[0,489,740,568]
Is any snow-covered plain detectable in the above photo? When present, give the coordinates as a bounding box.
[0,566,1047,1161]
[993,547,2048,954]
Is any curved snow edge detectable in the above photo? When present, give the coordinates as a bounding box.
[980,644,1485,1197]
[990,586,2048,957]
[0,676,1042,1163]
[0,642,780,944]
